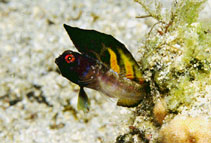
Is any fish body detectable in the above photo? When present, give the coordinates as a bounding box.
[55,24,148,112]
[98,71,146,100]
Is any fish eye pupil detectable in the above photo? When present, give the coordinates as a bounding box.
[65,54,75,63]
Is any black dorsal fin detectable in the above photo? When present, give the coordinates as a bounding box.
[64,24,144,84]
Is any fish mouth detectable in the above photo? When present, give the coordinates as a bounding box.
[55,57,60,65]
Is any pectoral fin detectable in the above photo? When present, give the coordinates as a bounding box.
[117,98,141,107]
[77,87,90,112]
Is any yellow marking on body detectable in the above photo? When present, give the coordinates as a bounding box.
[118,50,134,80]
[107,48,120,73]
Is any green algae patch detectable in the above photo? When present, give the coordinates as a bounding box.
[136,0,210,112]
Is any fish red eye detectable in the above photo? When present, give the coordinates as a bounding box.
[65,54,75,63]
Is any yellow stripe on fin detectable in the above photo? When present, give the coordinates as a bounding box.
[107,48,120,73]
[134,66,144,84]
[118,50,134,80]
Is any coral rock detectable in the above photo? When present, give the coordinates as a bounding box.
[159,116,211,143]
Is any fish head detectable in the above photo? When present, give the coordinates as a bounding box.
[55,50,82,83]
[55,50,103,88]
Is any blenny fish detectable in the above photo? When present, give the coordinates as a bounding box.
[55,24,149,112]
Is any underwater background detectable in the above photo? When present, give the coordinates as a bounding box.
[0,0,210,142]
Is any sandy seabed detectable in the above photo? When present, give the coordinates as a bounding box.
[0,0,148,142]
